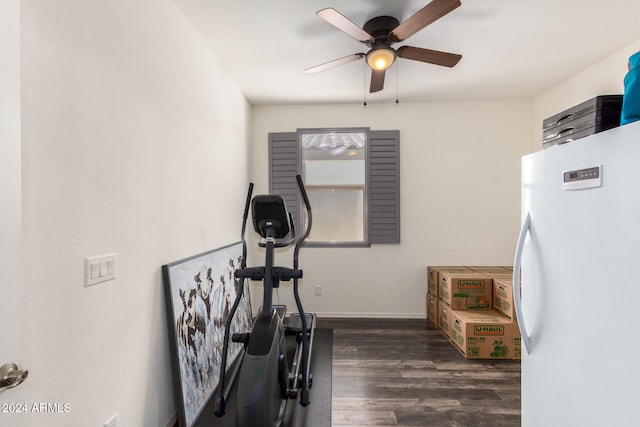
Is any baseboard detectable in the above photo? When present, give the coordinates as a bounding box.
[252,309,427,320]
[315,312,425,319]
[164,412,178,427]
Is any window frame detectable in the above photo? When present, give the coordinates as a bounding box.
[298,127,370,248]
[268,128,400,247]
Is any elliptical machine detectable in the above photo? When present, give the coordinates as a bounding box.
[214,175,316,427]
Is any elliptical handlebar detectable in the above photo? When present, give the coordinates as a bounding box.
[214,181,254,417]
[294,174,312,269]
[292,174,313,406]
[240,183,254,269]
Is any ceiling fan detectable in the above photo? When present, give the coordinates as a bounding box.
[305,0,462,93]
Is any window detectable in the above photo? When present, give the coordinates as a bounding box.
[301,129,367,244]
[268,128,400,246]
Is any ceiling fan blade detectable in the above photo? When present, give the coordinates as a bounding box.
[317,8,375,43]
[397,46,462,67]
[370,69,386,93]
[390,0,461,42]
[304,53,365,74]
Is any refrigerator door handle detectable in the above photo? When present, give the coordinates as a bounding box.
[513,212,532,353]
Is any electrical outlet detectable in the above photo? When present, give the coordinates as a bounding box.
[314,285,322,296]
[85,253,116,286]
[104,413,118,427]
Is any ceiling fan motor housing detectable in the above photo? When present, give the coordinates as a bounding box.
[363,16,400,49]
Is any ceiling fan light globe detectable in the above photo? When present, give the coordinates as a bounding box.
[366,48,396,71]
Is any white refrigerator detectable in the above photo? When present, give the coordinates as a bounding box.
[513,120,640,427]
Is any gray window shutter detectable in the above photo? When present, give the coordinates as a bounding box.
[268,132,301,230]
[368,130,400,243]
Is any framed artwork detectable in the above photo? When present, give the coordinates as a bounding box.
[162,242,252,427]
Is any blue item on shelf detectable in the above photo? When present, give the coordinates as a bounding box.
[621,51,640,126]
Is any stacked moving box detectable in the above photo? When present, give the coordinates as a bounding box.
[426,266,521,360]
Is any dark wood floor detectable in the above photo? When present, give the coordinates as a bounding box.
[317,318,521,427]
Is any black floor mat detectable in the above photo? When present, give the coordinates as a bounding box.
[194,328,333,427]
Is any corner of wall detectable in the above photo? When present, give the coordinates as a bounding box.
[531,38,640,152]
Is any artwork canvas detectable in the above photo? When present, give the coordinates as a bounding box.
[162,242,252,427]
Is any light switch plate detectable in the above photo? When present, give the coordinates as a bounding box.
[85,253,116,286]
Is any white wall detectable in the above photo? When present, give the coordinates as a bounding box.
[0,2,28,426]
[532,39,640,151]
[21,1,250,426]
[250,101,532,318]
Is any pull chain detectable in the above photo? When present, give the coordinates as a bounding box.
[395,61,399,104]
[363,61,367,106]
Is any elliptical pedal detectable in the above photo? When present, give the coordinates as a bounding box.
[287,312,315,333]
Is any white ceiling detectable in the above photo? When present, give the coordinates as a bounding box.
[174,0,640,105]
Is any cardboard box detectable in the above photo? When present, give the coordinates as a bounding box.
[487,273,514,281]
[438,300,452,339]
[466,266,510,275]
[427,266,440,295]
[426,291,437,328]
[427,266,470,296]
[450,310,521,359]
[493,279,516,322]
[439,272,492,310]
